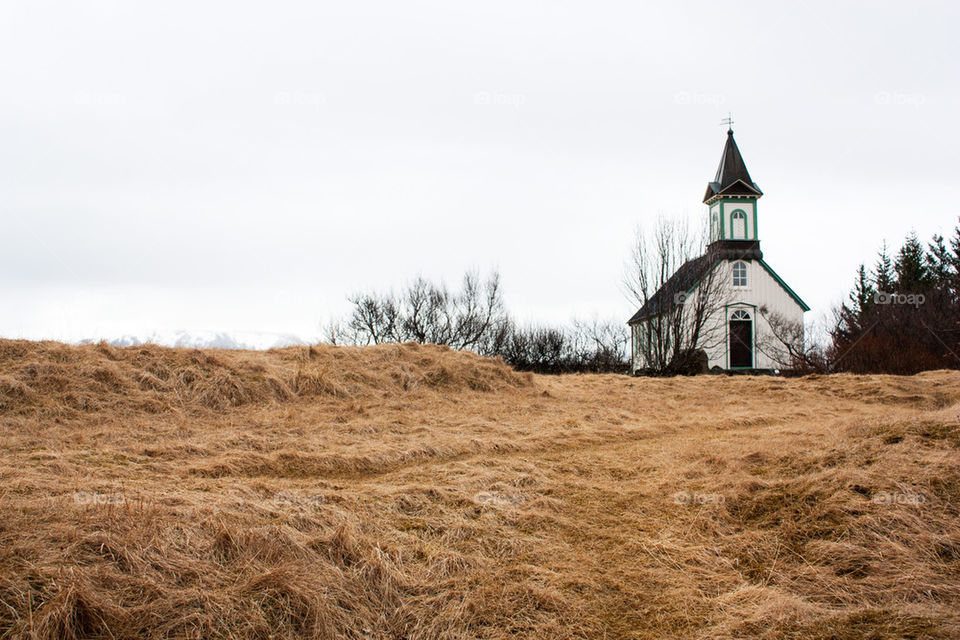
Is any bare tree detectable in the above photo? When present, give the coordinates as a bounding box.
[323,318,355,345]
[757,307,830,373]
[452,271,505,350]
[571,317,631,372]
[340,291,400,345]
[624,216,729,374]
[336,270,507,349]
[331,271,631,374]
[401,276,452,345]
[497,324,572,373]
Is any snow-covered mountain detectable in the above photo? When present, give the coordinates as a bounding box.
[81,330,312,350]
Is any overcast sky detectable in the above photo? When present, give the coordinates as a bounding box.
[1,0,957,344]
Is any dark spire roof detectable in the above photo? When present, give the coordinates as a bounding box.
[702,129,762,203]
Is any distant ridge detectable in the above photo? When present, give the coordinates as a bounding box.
[78,330,311,351]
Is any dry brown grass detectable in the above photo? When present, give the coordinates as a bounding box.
[1,339,958,639]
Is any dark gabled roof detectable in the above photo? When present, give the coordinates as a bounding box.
[703,129,762,203]
[627,241,766,325]
[626,242,809,324]
[627,252,718,324]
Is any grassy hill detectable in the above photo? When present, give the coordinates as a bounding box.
[1,340,958,639]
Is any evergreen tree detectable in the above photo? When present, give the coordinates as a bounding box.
[950,222,960,270]
[947,222,960,299]
[833,264,875,344]
[927,234,950,286]
[832,226,960,375]
[872,240,895,294]
[894,231,930,292]
[926,234,952,289]
[851,264,875,319]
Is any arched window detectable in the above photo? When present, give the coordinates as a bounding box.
[731,209,747,239]
[732,261,748,287]
[731,309,751,320]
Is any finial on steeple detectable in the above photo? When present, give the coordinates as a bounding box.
[720,112,734,133]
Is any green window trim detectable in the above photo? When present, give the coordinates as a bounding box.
[730,208,747,240]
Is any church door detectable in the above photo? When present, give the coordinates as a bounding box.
[729,310,753,368]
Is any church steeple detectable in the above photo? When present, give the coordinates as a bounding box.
[703,129,762,204]
[704,128,763,248]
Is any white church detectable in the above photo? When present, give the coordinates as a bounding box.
[628,127,809,373]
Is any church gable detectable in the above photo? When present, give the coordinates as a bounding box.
[704,178,762,202]
[720,258,808,314]
[629,256,807,326]
[758,260,810,312]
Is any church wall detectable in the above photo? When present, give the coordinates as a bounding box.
[703,260,805,370]
[710,205,721,241]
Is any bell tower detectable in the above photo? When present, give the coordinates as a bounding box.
[704,127,763,254]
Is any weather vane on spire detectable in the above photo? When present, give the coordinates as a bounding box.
[720,112,734,132]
